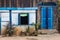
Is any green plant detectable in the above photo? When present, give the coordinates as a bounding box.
[5,22,14,36]
[35,24,37,31]
[58,0,60,33]
[35,23,40,31]
[26,26,29,33]
[58,16,60,33]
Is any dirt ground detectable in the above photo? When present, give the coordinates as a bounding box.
[0,33,60,40]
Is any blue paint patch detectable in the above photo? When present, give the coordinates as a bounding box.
[18,13,21,25]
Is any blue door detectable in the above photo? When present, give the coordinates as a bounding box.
[41,7,53,29]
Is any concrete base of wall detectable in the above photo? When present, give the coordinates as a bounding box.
[38,29,58,34]
[13,25,36,36]
[1,25,58,36]
[1,25,36,36]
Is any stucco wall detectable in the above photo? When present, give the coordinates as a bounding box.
[12,10,36,25]
[0,10,9,28]
[0,10,36,28]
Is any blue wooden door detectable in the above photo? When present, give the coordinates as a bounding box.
[41,7,53,29]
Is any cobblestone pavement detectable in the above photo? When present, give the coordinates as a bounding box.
[0,34,60,40]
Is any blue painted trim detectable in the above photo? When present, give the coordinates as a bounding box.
[18,13,21,25]
[0,7,38,10]
[35,10,37,29]
[9,10,12,28]
[28,13,29,25]
[0,13,1,35]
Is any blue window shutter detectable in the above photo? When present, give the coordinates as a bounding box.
[41,7,46,29]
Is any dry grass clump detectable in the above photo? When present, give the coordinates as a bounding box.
[1,26,7,36]
[13,27,22,36]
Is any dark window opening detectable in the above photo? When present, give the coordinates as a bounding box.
[18,13,28,25]
[21,15,28,25]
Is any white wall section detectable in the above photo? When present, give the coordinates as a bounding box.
[12,13,18,25]
[1,10,36,26]
[12,10,36,25]
[29,13,36,24]
[1,10,9,28]
[1,13,9,21]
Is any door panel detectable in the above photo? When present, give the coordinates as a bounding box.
[48,18,52,29]
[41,18,46,29]
[41,7,46,18]
[48,7,53,29]
[41,7,46,29]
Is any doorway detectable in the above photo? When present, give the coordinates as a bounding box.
[41,7,53,29]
